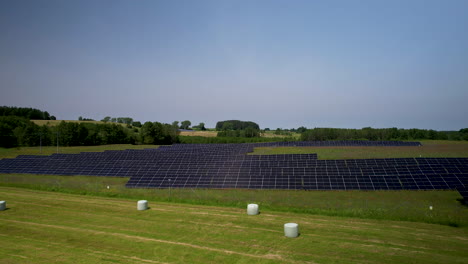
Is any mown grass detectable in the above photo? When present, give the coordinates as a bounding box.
[250,140,468,159]
[1,186,467,264]
[0,144,159,159]
[1,174,466,227]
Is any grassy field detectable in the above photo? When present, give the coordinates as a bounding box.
[0,141,467,262]
[1,174,466,227]
[0,144,158,159]
[179,130,218,137]
[261,131,301,139]
[179,130,301,139]
[1,186,467,264]
[251,140,468,159]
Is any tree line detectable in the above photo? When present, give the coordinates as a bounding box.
[301,127,468,141]
[216,120,260,131]
[2,106,467,148]
[215,120,261,138]
[0,106,55,120]
[172,120,206,130]
[0,116,180,148]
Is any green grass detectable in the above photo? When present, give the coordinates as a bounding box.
[1,186,467,264]
[250,140,468,159]
[1,174,467,227]
[0,144,159,159]
[261,131,302,139]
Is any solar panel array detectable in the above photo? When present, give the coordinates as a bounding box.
[0,140,466,191]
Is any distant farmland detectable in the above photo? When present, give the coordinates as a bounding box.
[179,130,218,137]
[251,140,468,159]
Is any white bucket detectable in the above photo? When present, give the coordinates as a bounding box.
[0,201,5,211]
[247,204,259,215]
[284,223,299,238]
[137,200,148,211]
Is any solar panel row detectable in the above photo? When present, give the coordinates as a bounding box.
[1,140,466,191]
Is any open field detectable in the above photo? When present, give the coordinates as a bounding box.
[1,186,467,264]
[0,144,158,159]
[251,140,468,159]
[179,130,218,137]
[179,130,300,139]
[262,131,301,139]
[1,174,467,227]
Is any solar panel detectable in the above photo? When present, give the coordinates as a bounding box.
[2,140,467,190]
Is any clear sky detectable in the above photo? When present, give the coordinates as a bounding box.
[1,0,467,130]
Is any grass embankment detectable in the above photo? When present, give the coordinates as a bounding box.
[0,144,158,159]
[250,140,468,159]
[1,187,467,264]
[1,174,466,227]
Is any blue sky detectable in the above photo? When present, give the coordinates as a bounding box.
[1,0,467,130]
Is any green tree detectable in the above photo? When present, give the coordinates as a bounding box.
[459,128,468,141]
[221,122,234,131]
[296,126,307,133]
[242,127,260,138]
[141,122,178,144]
[0,106,53,120]
[194,122,206,131]
[180,120,191,130]
[215,120,259,131]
